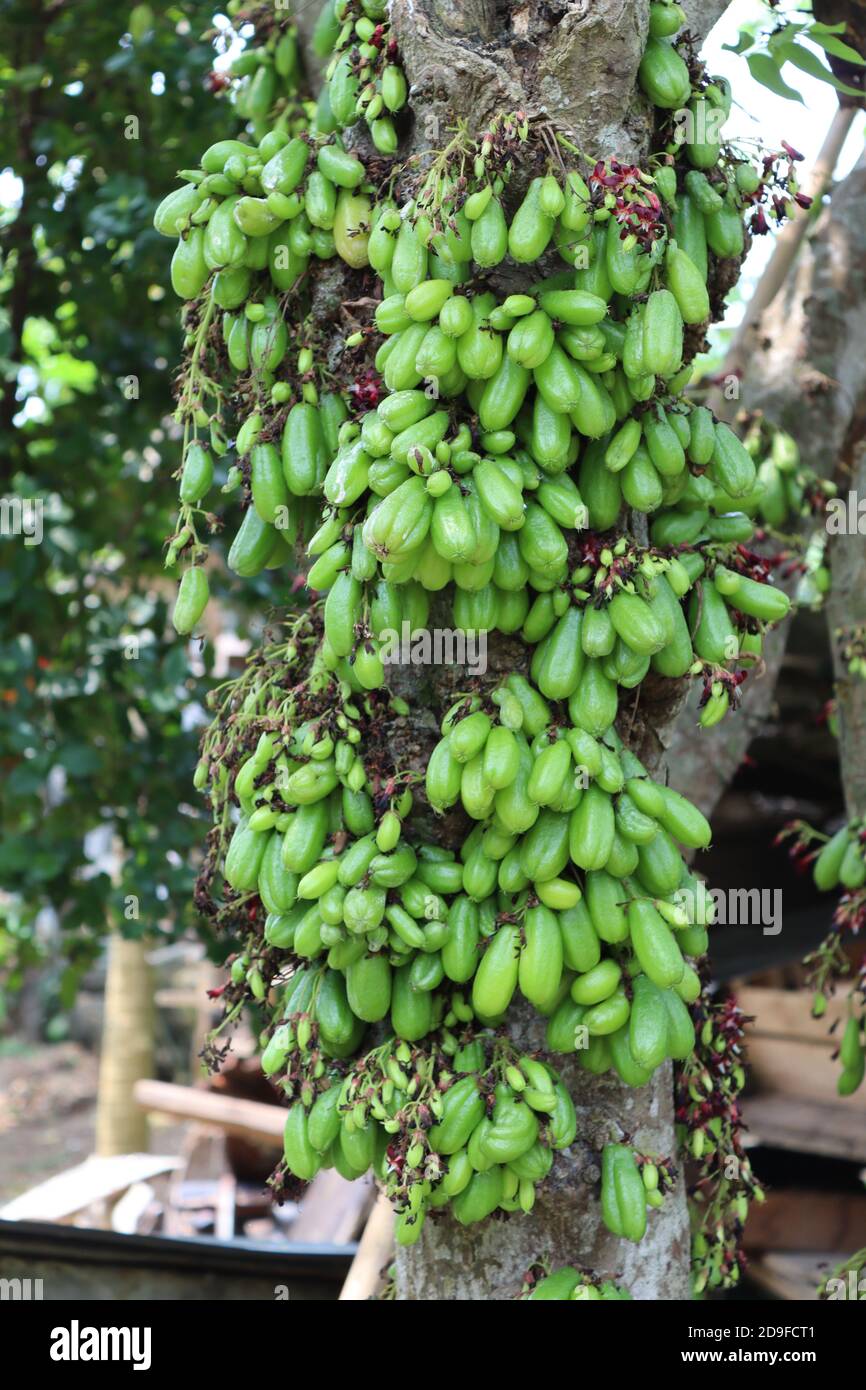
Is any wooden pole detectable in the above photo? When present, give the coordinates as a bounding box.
[339,1192,395,1301]
[95,935,155,1156]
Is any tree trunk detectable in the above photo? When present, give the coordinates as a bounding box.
[733,151,866,817]
[95,935,155,1156]
[348,0,728,1301]
[827,446,866,819]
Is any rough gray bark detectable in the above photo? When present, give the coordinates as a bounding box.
[392,0,728,154]
[827,445,866,818]
[665,150,866,820]
[724,151,866,819]
[730,150,866,476]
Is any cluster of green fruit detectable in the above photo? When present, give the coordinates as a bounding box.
[155,127,375,307]
[744,423,835,532]
[321,0,406,152]
[273,1027,576,1242]
[214,647,713,1043]
[601,1142,676,1243]
[164,3,796,1268]
[308,373,789,712]
[226,21,304,133]
[202,626,713,1249]
[813,820,866,896]
[806,822,866,1097]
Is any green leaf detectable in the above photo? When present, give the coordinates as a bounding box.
[809,33,866,66]
[57,741,102,775]
[723,28,758,56]
[40,352,99,392]
[778,40,864,95]
[746,51,805,102]
[808,22,850,36]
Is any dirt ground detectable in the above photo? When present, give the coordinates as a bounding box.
[0,1040,98,1205]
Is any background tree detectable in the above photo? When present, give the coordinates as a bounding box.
[0,1,236,1021]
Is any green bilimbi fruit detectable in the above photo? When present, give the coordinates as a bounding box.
[685,95,723,169]
[507,310,555,369]
[391,220,428,293]
[687,405,716,465]
[665,242,710,324]
[713,566,791,624]
[472,922,520,1018]
[155,183,205,237]
[179,442,213,504]
[672,192,708,282]
[479,355,531,433]
[203,196,247,269]
[171,226,208,299]
[601,1144,647,1242]
[684,169,723,214]
[628,898,684,989]
[607,590,666,656]
[642,288,683,378]
[689,579,738,664]
[705,202,745,260]
[172,567,209,635]
[622,447,663,513]
[710,423,757,497]
[250,442,290,524]
[638,36,691,109]
[471,196,508,268]
[334,190,371,268]
[606,215,643,295]
[569,787,614,871]
[813,826,853,891]
[519,904,564,1010]
[508,178,554,263]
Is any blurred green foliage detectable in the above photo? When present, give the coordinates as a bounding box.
[0,1,234,1018]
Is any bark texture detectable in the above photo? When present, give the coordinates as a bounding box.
[728,151,866,819]
[828,449,866,818]
[380,0,728,1300]
[396,1059,688,1300]
[666,147,866,821]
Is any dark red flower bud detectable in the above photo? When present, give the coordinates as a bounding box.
[751,205,769,235]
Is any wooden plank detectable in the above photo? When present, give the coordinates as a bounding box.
[741,1094,866,1162]
[339,1192,395,1301]
[135,1079,285,1145]
[744,1190,866,1253]
[164,1128,225,1238]
[214,1173,237,1242]
[745,1036,865,1106]
[291,1171,375,1245]
[736,985,846,1041]
[0,1154,181,1224]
